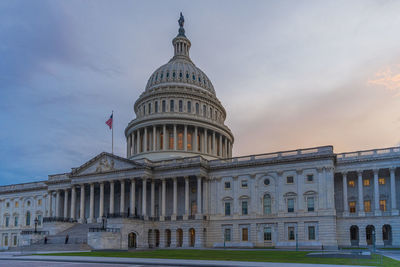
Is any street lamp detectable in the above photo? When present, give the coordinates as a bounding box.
[102,216,106,230]
[34,217,38,233]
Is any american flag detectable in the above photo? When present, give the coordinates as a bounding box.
[106,113,113,129]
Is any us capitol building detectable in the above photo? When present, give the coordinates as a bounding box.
[1,15,399,250]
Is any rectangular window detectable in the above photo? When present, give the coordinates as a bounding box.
[349,201,356,213]
[307,197,315,212]
[287,198,294,213]
[242,228,248,241]
[143,105,145,115]
[169,131,174,149]
[170,100,174,112]
[348,180,355,187]
[177,132,183,150]
[288,227,295,240]
[162,100,166,112]
[224,228,231,242]
[380,199,387,211]
[38,199,42,206]
[308,226,316,240]
[307,174,314,182]
[4,236,8,246]
[379,178,385,185]
[38,215,42,226]
[179,100,183,112]
[14,217,18,227]
[210,107,213,119]
[13,235,17,246]
[203,105,206,117]
[5,217,9,227]
[242,201,248,215]
[224,182,231,189]
[196,103,199,114]
[187,101,191,113]
[155,101,158,113]
[148,103,152,114]
[241,180,248,188]
[264,227,272,241]
[363,179,370,186]
[224,202,231,216]
[286,176,294,184]
[15,202,18,208]
[364,200,371,212]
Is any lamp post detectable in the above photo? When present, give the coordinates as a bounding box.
[34,217,38,233]
[372,229,376,253]
[102,216,106,230]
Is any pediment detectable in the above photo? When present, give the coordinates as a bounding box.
[71,152,141,176]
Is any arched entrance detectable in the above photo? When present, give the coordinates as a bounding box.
[176,229,183,247]
[366,225,375,245]
[165,229,171,247]
[350,225,359,246]
[383,225,392,246]
[189,228,195,247]
[155,229,160,247]
[128,232,137,248]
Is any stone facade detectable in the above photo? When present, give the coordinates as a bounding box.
[0,15,399,250]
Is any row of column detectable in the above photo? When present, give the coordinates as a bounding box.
[127,124,232,158]
[48,176,205,223]
[341,167,398,216]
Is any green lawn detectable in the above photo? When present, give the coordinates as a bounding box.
[41,249,399,266]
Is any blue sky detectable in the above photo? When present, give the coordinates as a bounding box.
[1,0,400,185]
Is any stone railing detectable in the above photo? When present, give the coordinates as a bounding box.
[209,146,333,167]
[89,227,120,233]
[43,217,77,223]
[21,230,49,235]
[152,155,208,168]
[336,146,400,162]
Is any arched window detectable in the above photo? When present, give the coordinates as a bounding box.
[263,194,271,215]
[26,211,31,226]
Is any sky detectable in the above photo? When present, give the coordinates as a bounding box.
[1,0,400,185]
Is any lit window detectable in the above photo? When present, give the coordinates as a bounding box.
[187,101,191,113]
[177,132,183,150]
[241,180,248,188]
[307,197,315,212]
[264,227,272,241]
[224,202,231,216]
[308,226,316,240]
[224,228,231,242]
[287,198,294,213]
[364,200,371,212]
[287,176,294,184]
[348,180,355,187]
[170,100,174,112]
[242,201,248,215]
[169,131,174,149]
[179,100,183,112]
[38,199,42,206]
[379,178,385,185]
[224,182,231,189]
[242,228,248,241]
[380,199,387,211]
[349,201,356,213]
[307,175,314,182]
[288,227,295,240]
[263,195,271,215]
[15,202,19,208]
[187,132,192,151]
[363,179,370,186]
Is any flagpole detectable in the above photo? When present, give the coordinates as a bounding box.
[112,110,114,155]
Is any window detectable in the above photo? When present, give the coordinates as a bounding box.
[4,236,8,246]
[5,216,9,227]
[287,198,294,213]
[13,235,17,246]
[169,131,174,149]
[203,105,206,117]
[187,101,191,113]
[26,211,30,226]
[242,201,248,215]
[224,228,231,242]
[187,132,192,150]
[224,182,231,189]
[286,176,294,184]
[348,180,355,187]
[179,100,183,112]
[14,216,18,227]
[148,103,152,114]
[195,103,199,114]
[177,132,183,150]
[308,226,316,240]
[264,227,272,241]
[143,105,145,115]
[6,202,9,208]
[380,199,387,211]
[224,202,231,216]
[364,200,371,212]
[307,174,314,182]
[288,227,295,240]
[379,178,385,185]
[38,199,42,206]
[15,202,19,208]
[263,194,271,215]
[242,228,248,241]
[210,107,213,119]
[155,101,158,113]
[349,201,356,213]
[170,100,174,112]
[27,201,31,207]
[37,215,42,226]
[264,179,270,185]
[307,197,315,212]
[363,179,370,186]
[241,180,248,188]
[162,100,166,112]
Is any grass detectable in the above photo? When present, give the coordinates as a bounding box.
[40,249,399,266]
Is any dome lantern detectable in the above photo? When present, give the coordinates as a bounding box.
[172,12,191,59]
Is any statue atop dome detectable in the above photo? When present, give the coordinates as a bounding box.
[178,12,186,37]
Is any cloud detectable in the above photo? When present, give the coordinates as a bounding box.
[368,65,400,94]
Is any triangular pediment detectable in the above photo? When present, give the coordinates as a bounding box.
[71,152,143,176]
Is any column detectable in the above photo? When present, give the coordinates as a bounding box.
[163,125,167,150]
[89,183,94,222]
[357,171,364,216]
[373,169,381,215]
[64,189,69,218]
[173,178,177,216]
[144,127,148,152]
[109,181,115,214]
[203,178,208,214]
[150,180,155,216]
[184,125,188,151]
[161,179,166,217]
[98,182,104,221]
[197,177,202,215]
[342,172,348,214]
[48,191,53,217]
[142,178,147,216]
[137,129,141,153]
[203,128,207,153]
[153,126,157,151]
[219,134,222,157]
[80,184,85,222]
[55,190,60,217]
[71,187,76,220]
[390,168,398,215]
[212,131,216,155]
[120,180,125,213]
[132,132,136,154]
[194,126,198,152]
[130,179,136,216]
[173,124,177,150]
[185,177,189,216]
[127,132,131,157]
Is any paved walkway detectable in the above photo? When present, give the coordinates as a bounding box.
[379,249,400,261]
